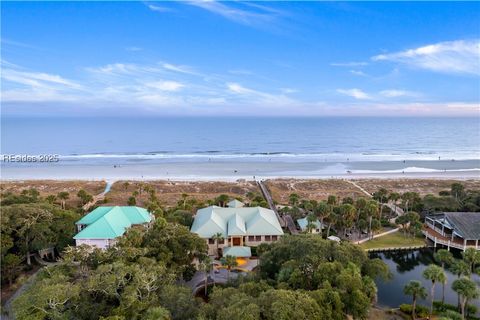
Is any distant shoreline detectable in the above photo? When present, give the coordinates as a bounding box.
[1,159,479,181]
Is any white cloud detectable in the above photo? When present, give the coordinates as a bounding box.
[228,69,254,75]
[2,60,478,116]
[125,46,143,52]
[162,63,197,75]
[372,39,480,75]
[379,89,418,98]
[146,4,172,13]
[331,62,368,67]
[337,88,371,100]
[145,81,185,91]
[349,70,367,76]
[185,0,279,26]
[227,82,296,105]
[281,88,298,94]
[2,68,82,89]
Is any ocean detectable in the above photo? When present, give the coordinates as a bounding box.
[1,117,479,180]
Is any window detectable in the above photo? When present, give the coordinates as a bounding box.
[208,238,215,244]
[271,235,278,241]
[265,235,271,241]
[255,235,262,241]
[248,236,255,241]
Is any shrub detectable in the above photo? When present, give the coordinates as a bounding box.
[399,304,429,318]
[434,301,478,317]
[439,310,462,320]
[399,303,413,314]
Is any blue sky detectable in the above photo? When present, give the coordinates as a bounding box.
[1,1,479,116]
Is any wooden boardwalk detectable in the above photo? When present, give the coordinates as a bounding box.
[283,215,298,234]
[82,181,114,211]
[365,244,426,252]
[257,180,286,228]
[344,180,404,222]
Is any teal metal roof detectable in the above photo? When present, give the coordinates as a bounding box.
[191,206,284,238]
[223,246,251,258]
[74,206,152,240]
[227,214,247,235]
[297,217,322,231]
[76,206,113,225]
[227,199,245,208]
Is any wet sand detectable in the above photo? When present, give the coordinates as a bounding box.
[1,159,479,181]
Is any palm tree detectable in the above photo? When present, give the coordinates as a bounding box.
[216,194,229,207]
[403,280,427,319]
[289,193,299,206]
[181,193,189,209]
[45,194,57,204]
[57,191,69,209]
[315,201,329,237]
[305,213,317,233]
[199,257,213,296]
[212,232,224,257]
[339,204,356,237]
[462,248,480,277]
[423,264,446,317]
[370,219,381,240]
[452,278,479,320]
[389,192,400,213]
[221,255,238,281]
[327,195,337,206]
[450,259,471,309]
[365,201,379,238]
[325,211,337,238]
[434,249,453,304]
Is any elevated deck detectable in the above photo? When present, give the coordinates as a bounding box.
[423,224,479,251]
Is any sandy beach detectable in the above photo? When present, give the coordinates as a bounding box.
[1,159,478,181]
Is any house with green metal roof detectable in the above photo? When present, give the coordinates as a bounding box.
[74,206,153,249]
[190,200,284,257]
[297,217,323,234]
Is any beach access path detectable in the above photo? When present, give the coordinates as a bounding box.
[257,180,286,228]
[344,180,405,218]
[82,180,114,211]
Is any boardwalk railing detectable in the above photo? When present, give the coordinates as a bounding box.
[423,228,479,251]
[257,180,286,228]
[365,245,426,252]
[283,215,298,234]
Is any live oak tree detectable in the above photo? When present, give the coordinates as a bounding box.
[2,204,54,265]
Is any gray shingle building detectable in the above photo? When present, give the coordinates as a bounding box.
[424,212,480,251]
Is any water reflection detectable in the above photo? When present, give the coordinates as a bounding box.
[373,248,480,314]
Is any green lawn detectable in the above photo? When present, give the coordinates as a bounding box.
[359,231,425,250]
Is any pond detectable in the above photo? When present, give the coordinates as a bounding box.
[372,248,480,314]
